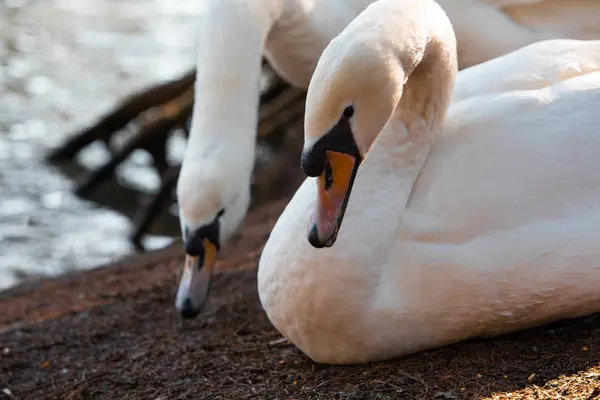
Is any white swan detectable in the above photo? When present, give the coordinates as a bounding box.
[175,0,379,317]
[257,0,600,365]
[175,0,600,317]
[436,0,600,68]
[452,38,600,103]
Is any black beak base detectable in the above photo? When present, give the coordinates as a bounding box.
[300,110,362,178]
[301,110,363,249]
[184,214,222,258]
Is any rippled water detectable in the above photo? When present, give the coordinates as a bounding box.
[0,0,201,289]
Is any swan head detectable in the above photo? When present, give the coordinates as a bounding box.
[300,25,405,249]
[174,150,251,318]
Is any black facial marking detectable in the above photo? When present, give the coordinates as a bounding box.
[300,107,365,249]
[184,214,221,259]
[300,108,362,178]
[300,145,327,178]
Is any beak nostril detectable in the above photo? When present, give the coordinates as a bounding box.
[324,161,333,191]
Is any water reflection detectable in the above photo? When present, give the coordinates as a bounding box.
[0,0,198,289]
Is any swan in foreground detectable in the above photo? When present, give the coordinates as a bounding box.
[175,0,600,318]
[257,0,600,364]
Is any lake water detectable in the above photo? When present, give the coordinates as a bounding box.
[0,0,200,289]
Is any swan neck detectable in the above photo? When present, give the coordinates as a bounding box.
[380,36,456,222]
[343,0,458,156]
[189,0,282,147]
[346,16,458,254]
[395,33,457,143]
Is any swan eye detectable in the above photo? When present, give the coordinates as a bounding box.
[324,161,334,191]
[343,106,354,119]
[217,208,225,218]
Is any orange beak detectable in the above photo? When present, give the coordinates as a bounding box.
[308,150,360,248]
[175,238,218,318]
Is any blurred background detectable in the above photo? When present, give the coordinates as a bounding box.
[4,0,598,292]
[0,0,199,289]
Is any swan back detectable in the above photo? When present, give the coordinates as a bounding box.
[453,39,600,104]
[501,0,600,39]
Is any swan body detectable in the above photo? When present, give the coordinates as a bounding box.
[452,38,600,103]
[258,0,600,365]
[436,0,600,68]
[175,0,600,316]
[175,0,377,316]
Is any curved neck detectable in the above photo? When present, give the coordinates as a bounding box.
[336,2,458,258]
[186,0,282,155]
[364,1,458,154]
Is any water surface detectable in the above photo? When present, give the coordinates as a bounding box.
[0,0,200,289]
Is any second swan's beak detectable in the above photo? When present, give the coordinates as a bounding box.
[175,238,218,319]
[307,149,361,248]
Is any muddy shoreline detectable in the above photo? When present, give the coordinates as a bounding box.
[2,193,600,400]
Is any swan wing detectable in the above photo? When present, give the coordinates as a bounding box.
[452,39,600,103]
[419,71,600,233]
[436,0,600,69]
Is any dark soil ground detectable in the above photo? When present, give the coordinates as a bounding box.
[2,129,600,399]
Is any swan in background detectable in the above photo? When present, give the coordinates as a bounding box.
[436,0,600,68]
[175,0,379,318]
[258,0,600,365]
[175,0,600,318]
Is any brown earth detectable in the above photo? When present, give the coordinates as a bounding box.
[2,131,600,399]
